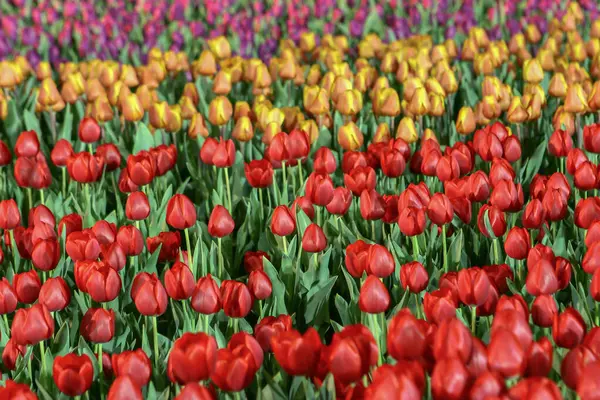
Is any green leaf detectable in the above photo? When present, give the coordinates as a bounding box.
[304,276,337,324]
[448,229,464,267]
[521,140,547,184]
[263,259,288,315]
[132,123,156,154]
[60,104,73,141]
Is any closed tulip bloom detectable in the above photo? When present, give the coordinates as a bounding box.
[490,180,524,212]
[504,227,530,259]
[469,371,505,400]
[96,143,121,171]
[359,276,390,314]
[78,117,101,143]
[11,303,54,345]
[228,332,263,372]
[400,261,429,293]
[254,315,293,351]
[85,264,122,302]
[365,244,395,278]
[577,361,600,400]
[302,223,327,253]
[548,129,573,157]
[212,138,236,168]
[116,225,144,256]
[457,268,491,306]
[567,148,589,175]
[575,161,598,191]
[221,280,253,318]
[305,173,334,206]
[0,140,10,166]
[522,199,546,229]
[13,270,41,304]
[248,270,272,300]
[487,328,527,378]
[191,274,222,314]
[66,230,101,261]
[107,376,143,400]
[345,240,370,278]
[165,261,195,300]
[2,338,26,371]
[342,151,369,173]
[313,147,337,175]
[328,324,378,385]
[51,139,74,167]
[30,238,59,272]
[0,199,21,230]
[112,349,152,387]
[467,171,491,203]
[126,151,155,186]
[326,187,352,215]
[200,138,219,166]
[39,277,71,312]
[387,309,427,361]
[53,353,94,396]
[210,347,258,392]
[553,307,586,349]
[118,168,139,193]
[272,327,322,376]
[166,194,197,230]
[477,204,506,238]
[130,272,168,316]
[380,148,406,178]
[398,206,426,236]
[424,288,457,325]
[101,242,127,271]
[575,198,600,230]
[436,155,460,182]
[427,193,453,225]
[531,295,557,328]
[360,189,385,220]
[173,383,214,400]
[208,205,234,237]
[0,278,17,314]
[244,160,274,188]
[270,206,296,237]
[80,308,115,343]
[525,337,553,377]
[584,124,600,153]
[15,130,40,158]
[344,166,376,196]
[243,251,269,273]
[67,152,105,183]
[560,345,598,390]
[433,318,473,363]
[167,332,217,384]
[526,259,559,296]
[125,191,150,221]
[146,231,181,262]
[150,144,177,176]
[431,357,470,400]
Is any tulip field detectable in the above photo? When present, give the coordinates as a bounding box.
[4,0,600,399]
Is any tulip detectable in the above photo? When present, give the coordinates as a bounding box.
[344,166,376,196]
[400,261,429,293]
[313,147,337,175]
[244,160,274,189]
[208,96,233,126]
[433,318,473,363]
[305,173,334,206]
[126,151,155,187]
[302,223,327,253]
[526,259,559,296]
[548,129,573,157]
[561,345,598,389]
[15,131,40,158]
[210,347,258,392]
[164,261,195,300]
[387,309,427,361]
[0,380,38,398]
[487,328,527,378]
[11,303,54,345]
[38,277,71,312]
[477,204,506,239]
[360,189,385,222]
[469,371,505,400]
[248,270,272,301]
[116,225,144,256]
[167,332,217,384]
[525,337,553,377]
[254,315,293,352]
[0,278,17,314]
[358,276,390,314]
[221,280,253,318]
[191,274,222,316]
[112,349,152,387]
[431,357,470,400]
[398,206,427,237]
[53,353,94,397]
[423,288,457,325]
[270,206,296,237]
[67,152,105,183]
[107,376,143,400]
[131,272,168,316]
[0,199,21,230]
[457,267,491,308]
[78,117,101,144]
[2,339,26,371]
[208,205,234,238]
[578,361,600,400]
[345,240,370,278]
[553,307,586,349]
[13,270,41,304]
[328,324,378,385]
[326,187,352,215]
[80,308,115,343]
[51,139,74,168]
[504,227,530,260]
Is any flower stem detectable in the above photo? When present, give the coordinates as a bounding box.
[184,228,195,276]
[471,306,477,334]
[153,316,159,367]
[224,167,233,213]
[297,165,304,194]
[258,188,264,221]
[27,187,33,211]
[412,235,420,256]
[39,339,47,375]
[40,189,45,205]
[281,161,287,204]
[218,237,223,278]
[282,236,288,254]
[442,225,448,273]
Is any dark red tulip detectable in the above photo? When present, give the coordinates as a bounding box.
[0,199,21,230]
[146,231,181,262]
[66,229,101,261]
[382,194,399,223]
[531,295,558,328]
[53,353,94,396]
[380,148,406,178]
[0,278,17,314]
[398,206,426,236]
[248,270,272,300]
[96,143,122,171]
[358,189,384,220]
[433,318,473,363]
[342,151,368,173]
[31,238,60,271]
[150,144,177,176]
[400,261,429,293]
[244,159,274,188]
[200,138,218,165]
[101,242,126,271]
[254,314,293,351]
[508,377,561,400]
[489,158,515,187]
[575,161,598,191]
[112,349,152,387]
[431,357,470,400]
[488,328,527,378]
[165,261,195,300]
[58,213,82,237]
[11,303,54,345]
[436,154,460,182]
[584,123,600,153]
[491,309,533,351]
[271,205,296,236]
[387,309,427,361]
[467,171,491,202]
[0,139,11,166]
[476,282,499,317]
[80,308,115,343]
[502,135,522,162]
[305,173,334,206]
[504,227,530,260]
[457,267,491,306]
[127,151,155,186]
[67,152,105,183]
[344,240,370,278]
[221,280,253,318]
[358,276,390,313]
[484,264,514,294]
[125,191,150,221]
[208,205,234,237]
[326,187,352,215]
[15,130,40,158]
[130,272,168,316]
[423,288,457,325]
[477,204,506,238]
[344,166,376,196]
[302,223,327,253]
[548,129,573,157]
[490,179,523,212]
[243,251,269,273]
[328,324,378,385]
[173,383,215,400]
[51,139,74,167]
[39,277,71,312]
[210,347,258,392]
[526,259,559,296]
[78,117,101,143]
[191,274,222,314]
[427,193,453,226]
[85,263,122,302]
[469,371,505,400]
[421,148,442,176]
[525,337,553,377]
[2,338,26,371]
[561,345,598,389]
[118,168,139,192]
[212,138,235,168]
[166,194,197,230]
[116,225,144,256]
[553,307,586,349]
[13,270,41,304]
[522,199,546,229]
[167,332,217,384]
[107,376,143,400]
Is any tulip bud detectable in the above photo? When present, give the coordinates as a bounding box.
[208,205,234,238]
[53,353,94,397]
[338,121,364,151]
[112,349,152,388]
[130,272,168,316]
[191,274,222,314]
[208,96,233,126]
[553,308,586,349]
[221,280,253,318]
[564,83,589,113]
[125,191,150,221]
[302,224,327,253]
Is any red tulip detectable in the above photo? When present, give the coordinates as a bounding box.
[380,148,406,178]
[313,147,337,175]
[575,197,600,229]
[525,337,553,377]
[85,263,121,302]
[13,270,41,304]
[288,129,310,160]
[431,357,470,400]
[302,223,327,253]
[575,161,598,191]
[326,187,352,215]
[101,242,126,271]
[457,267,491,306]
[0,140,10,166]
[345,240,370,277]
[358,276,390,313]
[39,277,71,312]
[0,380,38,399]
[254,314,293,351]
[487,328,527,378]
[359,189,385,220]
[365,362,423,399]
[127,151,155,186]
[436,154,460,182]
[509,377,561,399]
[427,193,453,225]
[490,179,524,212]
[118,168,139,192]
[228,332,264,371]
[67,152,105,183]
[0,199,21,230]
[96,143,122,171]
[553,307,586,349]
[0,278,17,314]
[387,309,427,361]
[504,227,530,259]
[584,123,600,153]
[248,270,272,300]
[305,173,334,206]
[244,159,274,188]
[11,303,54,345]
[66,229,101,261]
[467,171,491,202]
[165,261,195,300]
[191,274,222,314]
[212,138,236,168]
[344,166,376,196]
[80,308,115,343]
[92,220,116,245]
[116,225,144,256]
[243,251,269,273]
[210,347,258,392]
[421,148,442,176]
[150,144,177,176]
[107,376,143,400]
[477,204,506,238]
[561,345,598,389]
[112,349,152,387]
[53,353,94,396]
[270,205,296,236]
[167,332,217,384]
[130,272,168,316]
[526,259,559,296]
[173,383,215,400]
[146,231,181,262]
[2,338,26,371]
[577,360,600,400]
[469,371,505,400]
[79,117,102,143]
[166,194,197,230]
[496,294,528,319]
[531,295,558,328]
[328,325,378,385]
[548,129,573,157]
[15,130,40,158]
[467,338,490,378]
[200,138,218,165]
[208,205,234,237]
[342,151,368,173]
[433,318,473,363]
[400,261,429,293]
[423,288,457,325]
[291,196,314,221]
[398,206,427,236]
[221,280,253,318]
[125,191,150,221]
[490,309,533,351]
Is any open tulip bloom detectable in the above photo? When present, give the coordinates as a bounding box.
[3,1,600,398]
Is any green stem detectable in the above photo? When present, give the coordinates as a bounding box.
[40,189,45,206]
[313,253,318,269]
[28,349,33,383]
[371,220,376,242]
[39,340,47,375]
[184,228,195,276]
[281,161,287,204]
[153,316,159,367]
[84,183,91,216]
[282,236,288,254]
[412,235,420,256]
[233,318,239,333]
[27,187,33,211]
[88,144,94,154]
[442,225,448,273]
[297,164,304,194]
[493,238,500,264]
[258,188,264,221]
[224,167,233,213]
[9,230,17,270]
[471,307,477,334]
[218,237,223,278]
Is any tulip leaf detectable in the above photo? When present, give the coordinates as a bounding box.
[34,379,55,400]
[133,123,156,154]
[448,229,464,267]
[59,103,73,141]
[263,258,288,315]
[52,320,71,356]
[318,375,337,400]
[521,140,547,184]
[4,99,22,147]
[341,266,359,302]
[304,276,337,325]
